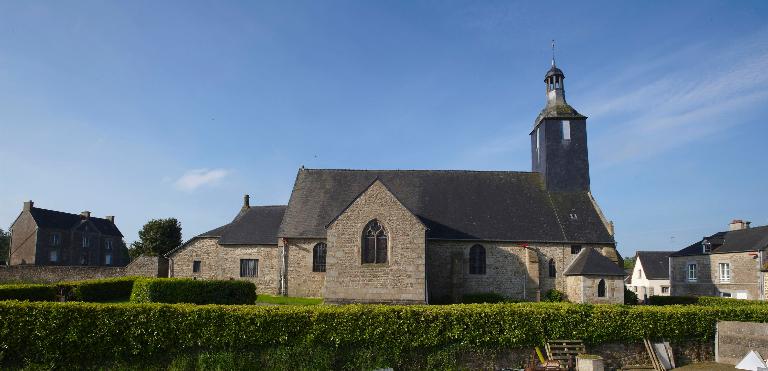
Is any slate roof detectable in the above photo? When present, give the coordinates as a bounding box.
[278,168,614,243]
[545,66,564,79]
[671,225,768,257]
[28,207,123,237]
[635,251,672,280]
[168,205,286,256]
[563,247,626,276]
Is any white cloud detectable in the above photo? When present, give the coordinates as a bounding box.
[173,168,230,192]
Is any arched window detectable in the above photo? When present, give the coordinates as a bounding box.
[597,279,606,298]
[469,244,486,275]
[362,220,387,264]
[313,242,327,272]
[548,259,556,278]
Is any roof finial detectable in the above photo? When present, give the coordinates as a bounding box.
[551,39,556,67]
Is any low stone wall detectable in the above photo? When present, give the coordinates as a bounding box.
[0,256,168,283]
[717,320,768,365]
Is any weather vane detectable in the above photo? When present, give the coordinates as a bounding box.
[551,39,556,66]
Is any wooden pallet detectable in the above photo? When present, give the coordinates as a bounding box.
[545,340,585,363]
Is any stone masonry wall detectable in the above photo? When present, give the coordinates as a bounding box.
[717,321,768,365]
[9,211,37,265]
[566,275,623,304]
[284,238,325,298]
[0,255,167,283]
[169,237,279,294]
[325,180,427,304]
[671,252,762,299]
[426,242,616,303]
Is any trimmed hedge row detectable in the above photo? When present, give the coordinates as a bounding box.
[130,278,257,305]
[0,284,57,301]
[648,295,768,306]
[65,277,139,302]
[2,301,768,369]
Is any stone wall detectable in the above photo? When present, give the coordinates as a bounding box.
[671,252,763,299]
[168,237,280,294]
[124,255,169,278]
[9,211,37,265]
[716,321,768,365]
[566,275,623,304]
[325,180,427,304]
[426,242,616,303]
[283,238,325,298]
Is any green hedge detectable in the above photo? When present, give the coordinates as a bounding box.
[648,295,768,306]
[130,278,256,305]
[2,301,768,369]
[66,277,139,302]
[0,284,57,301]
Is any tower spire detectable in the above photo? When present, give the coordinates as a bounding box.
[551,39,556,67]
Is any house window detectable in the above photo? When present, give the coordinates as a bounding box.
[104,253,112,265]
[192,260,201,273]
[362,220,387,264]
[49,249,59,263]
[313,243,327,272]
[105,240,113,250]
[80,254,88,265]
[570,245,582,255]
[597,279,606,297]
[719,263,731,283]
[637,269,643,279]
[50,233,60,246]
[240,259,258,277]
[548,258,556,278]
[687,263,697,281]
[702,240,711,254]
[721,292,732,298]
[469,244,486,275]
[82,236,90,248]
[561,120,571,141]
[661,286,670,294]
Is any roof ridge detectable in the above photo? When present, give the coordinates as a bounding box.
[31,207,113,222]
[300,168,538,175]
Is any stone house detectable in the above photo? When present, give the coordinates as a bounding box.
[8,201,128,266]
[627,251,672,301]
[167,60,625,304]
[670,220,768,300]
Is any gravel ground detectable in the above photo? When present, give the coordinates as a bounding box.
[671,362,737,370]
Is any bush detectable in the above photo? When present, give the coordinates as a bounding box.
[647,295,699,305]
[646,295,768,306]
[130,278,256,305]
[624,287,638,305]
[66,277,139,302]
[2,301,768,369]
[543,289,565,302]
[0,283,57,301]
[461,292,508,303]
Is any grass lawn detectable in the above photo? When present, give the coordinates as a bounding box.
[255,294,322,305]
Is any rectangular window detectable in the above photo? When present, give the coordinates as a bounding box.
[192,260,201,273]
[561,120,571,141]
[240,259,258,277]
[570,245,582,254]
[661,286,670,294]
[105,254,112,265]
[105,240,113,250]
[50,233,60,246]
[649,287,655,296]
[721,292,732,298]
[82,236,90,248]
[719,262,731,282]
[49,249,59,263]
[536,127,541,162]
[687,263,697,281]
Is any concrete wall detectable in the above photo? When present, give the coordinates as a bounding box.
[717,321,768,365]
[671,252,763,299]
[283,238,325,298]
[169,237,280,294]
[324,180,427,304]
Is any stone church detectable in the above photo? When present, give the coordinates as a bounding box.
[167,60,625,304]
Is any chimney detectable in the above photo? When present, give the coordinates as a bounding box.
[23,200,34,211]
[81,211,91,220]
[105,216,115,224]
[243,194,251,210]
[729,219,750,231]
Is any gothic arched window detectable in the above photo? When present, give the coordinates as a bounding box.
[362,220,387,264]
[548,259,556,278]
[597,279,606,298]
[469,244,486,275]
[313,242,327,272]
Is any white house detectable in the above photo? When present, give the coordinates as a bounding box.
[628,251,672,301]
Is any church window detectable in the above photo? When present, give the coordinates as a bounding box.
[469,244,486,275]
[548,258,556,277]
[561,120,571,141]
[313,243,327,272]
[597,279,606,297]
[536,127,541,161]
[362,220,387,264]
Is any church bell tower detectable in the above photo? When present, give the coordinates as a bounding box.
[531,43,590,192]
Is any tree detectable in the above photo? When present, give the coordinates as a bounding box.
[0,228,9,264]
[130,218,182,259]
[623,256,636,270]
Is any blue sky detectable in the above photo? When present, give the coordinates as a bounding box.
[1,1,767,257]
